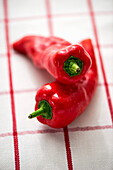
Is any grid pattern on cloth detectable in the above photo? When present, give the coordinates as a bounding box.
[0,0,113,170]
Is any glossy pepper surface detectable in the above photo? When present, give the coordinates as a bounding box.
[13,36,91,84]
[28,39,98,128]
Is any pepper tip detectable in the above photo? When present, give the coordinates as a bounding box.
[76,67,80,73]
[28,114,32,119]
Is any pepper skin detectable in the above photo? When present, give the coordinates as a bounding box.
[13,36,91,84]
[28,39,98,128]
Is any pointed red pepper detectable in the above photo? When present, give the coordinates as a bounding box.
[28,39,98,128]
[13,36,91,84]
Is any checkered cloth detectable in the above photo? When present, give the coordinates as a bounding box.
[0,0,113,169]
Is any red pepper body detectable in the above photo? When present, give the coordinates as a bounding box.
[34,39,98,128]
[13,36,91,84]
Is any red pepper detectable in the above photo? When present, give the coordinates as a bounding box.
[28,39,98,128]
[13,36,91,84]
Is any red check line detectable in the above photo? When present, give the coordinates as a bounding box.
[15,88,37,94]
[0,125,112,138]
[0,88,37,96]
[51,11,113,19]
[0,10,113,23]
[63,127,73,170]
[45,0,73,169]
[87,0,113,123]
[0,43,113,58]
[69,125,113,132]
[0,129,62,138]
[18,129,63,135]
[0,132,12,137]
[0,82,113,96]
[0,91,9,95]
[3,0,20,170]
[45,0,53,36]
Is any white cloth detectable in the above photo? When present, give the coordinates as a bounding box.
[0,0,113,169]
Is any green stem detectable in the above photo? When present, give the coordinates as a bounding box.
[63,56,83,77]
[28,106,45,119]
[69,61,80,74]
[28,100,52,120]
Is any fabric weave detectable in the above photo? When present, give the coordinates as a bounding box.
[0,0,113,169]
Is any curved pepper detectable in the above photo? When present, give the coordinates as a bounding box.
[13,36,91,84]
[28,39,98,128]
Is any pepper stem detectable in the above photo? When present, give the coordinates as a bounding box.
[63,56,83,77]
[28,106,45,119]
[28,100,52,120]
[69,61,80,74]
